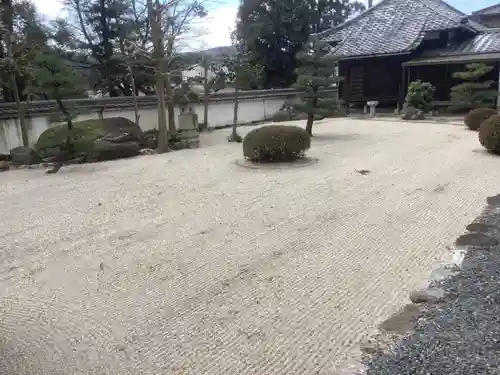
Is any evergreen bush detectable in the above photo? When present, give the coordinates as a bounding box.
[242,125,311,162]
[464,108,497,131]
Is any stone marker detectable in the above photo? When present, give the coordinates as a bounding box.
[178,112,200,149]
[367,101,379,117]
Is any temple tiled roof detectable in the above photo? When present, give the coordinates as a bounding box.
[473,4,500,16]
[425,30,500,56]
[404,29,500,65]
[317,0,487,59]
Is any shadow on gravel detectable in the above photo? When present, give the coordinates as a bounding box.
[364,194,500,375]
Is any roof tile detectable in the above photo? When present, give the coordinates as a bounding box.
[419,30,500,57]
[473,4,500,16]
[319,0,486,58]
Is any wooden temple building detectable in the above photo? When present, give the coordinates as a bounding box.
[317,0,500,110]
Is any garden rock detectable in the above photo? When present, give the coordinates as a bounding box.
[412,110,425,120]
[87,140,140,162]
[293,112,309,120]
[401,106,424,120]
[35,117,144,160]
[141,135,157,150]
[401,106,417,120]
[100,132,137,143]
[272,110,292,122]
[139,148,156,155]
[409,287,445,304]
[0,160,9,171]
[10,146,40,165]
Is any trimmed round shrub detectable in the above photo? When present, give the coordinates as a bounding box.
[479,114,500,154]
[242,125,311,162]
[464,108,497,131]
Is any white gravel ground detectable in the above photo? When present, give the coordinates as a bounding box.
[1,119,499,374]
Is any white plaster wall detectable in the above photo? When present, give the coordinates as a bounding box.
[0,96,288,154]
[181,65,217,81]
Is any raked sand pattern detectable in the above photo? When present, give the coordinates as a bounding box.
[1,119,499,374]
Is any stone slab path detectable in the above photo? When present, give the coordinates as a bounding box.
[1,119,499,374]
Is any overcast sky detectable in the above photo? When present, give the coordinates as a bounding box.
[35,0,500,50]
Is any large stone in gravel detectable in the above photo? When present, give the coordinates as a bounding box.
[0,160,9,171]
[409,287,445,304]
[87,140,141,162]
[10,146,40,165]
[429,266,459,282]
[466,222,496,233]
[401,106,424,121]
[379,304,421,334]
[487,194,500,206]
[455,232,499,247]
[271,110,292,122]
[35,117,143,160]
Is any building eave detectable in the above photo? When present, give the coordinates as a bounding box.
[404,52,500,66]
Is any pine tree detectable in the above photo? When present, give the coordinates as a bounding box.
[293,38,338,136]
[236,0,364,88]
[450,63,497,110]
[210,42,263,142]
[29,48,87,173]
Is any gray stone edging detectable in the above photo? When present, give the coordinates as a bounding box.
[335,194,500,374]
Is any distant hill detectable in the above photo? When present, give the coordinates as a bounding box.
[199,46,237,58]
[182,45,237,63]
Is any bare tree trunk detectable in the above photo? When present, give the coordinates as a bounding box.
[203,60,209,130]
[305,114,314,136]
[165,73,176,133]
[127,62,140,127]
[148,0,168,153]
[155,69,169,153]
[12,75,29,147]
[232,87,239,138]
[2,0,29,147]
[47,97,74,174]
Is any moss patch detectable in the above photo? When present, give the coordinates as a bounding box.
[36,120,107,159]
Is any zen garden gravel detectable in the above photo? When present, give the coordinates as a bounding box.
[365,195,500,375]
[2,118,500,374]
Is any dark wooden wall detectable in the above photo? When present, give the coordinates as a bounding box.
[339,57,499,108]
[339,56,407,108]
[408,63,499,102]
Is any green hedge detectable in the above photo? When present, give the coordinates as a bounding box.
[243,125,311,162]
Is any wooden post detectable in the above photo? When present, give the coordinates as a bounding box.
[496,62,500,110]
[398,65,406,113]
[344,62,351,114]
